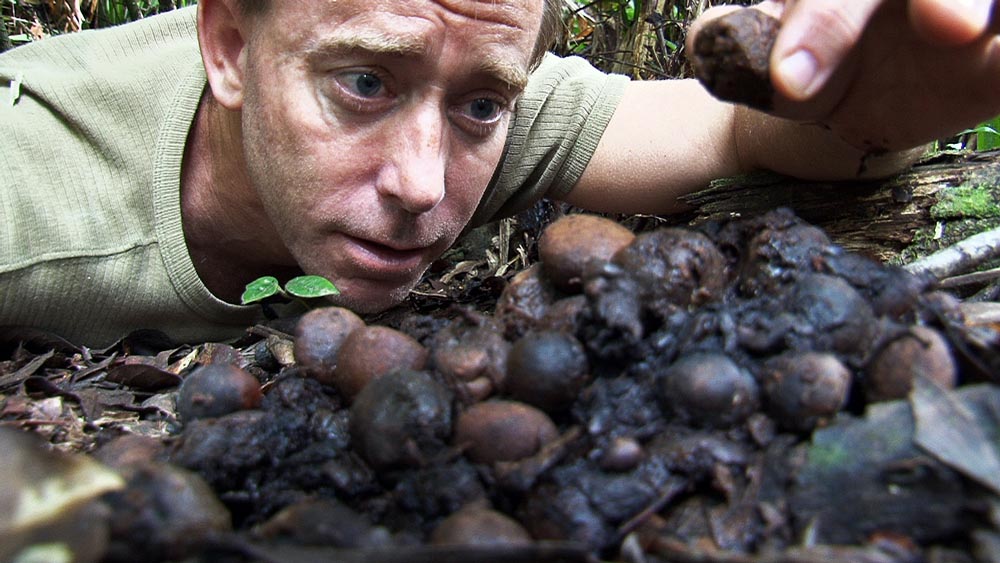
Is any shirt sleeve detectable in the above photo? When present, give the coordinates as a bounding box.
[468,53,629,227]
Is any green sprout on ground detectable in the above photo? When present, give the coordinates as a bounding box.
[240,275,340,306]
[976,116,1000,151]
[942,114,1000,152]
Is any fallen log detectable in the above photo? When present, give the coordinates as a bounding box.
[680,149,1000,266]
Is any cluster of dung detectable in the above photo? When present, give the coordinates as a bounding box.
[145,209,975,560]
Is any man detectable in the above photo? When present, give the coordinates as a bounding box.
[1,0,997,347]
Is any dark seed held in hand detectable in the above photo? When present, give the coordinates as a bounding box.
[691,9,781,111]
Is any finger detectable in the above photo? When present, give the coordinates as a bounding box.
[755,0,789,19]
[769,0,883,101]
[908,0,995,45]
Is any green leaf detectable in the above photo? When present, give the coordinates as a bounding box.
[241,276,282,305]
[285,275,340,299]
[623,2,635,24]
[978,115,1000,151]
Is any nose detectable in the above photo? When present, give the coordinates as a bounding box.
[377,104,447,214]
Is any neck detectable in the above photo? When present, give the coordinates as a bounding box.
[181,93,300,303]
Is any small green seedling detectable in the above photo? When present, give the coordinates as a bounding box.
[977,115,1000,151]
[241,275,340,306]
[949,114,1000,151]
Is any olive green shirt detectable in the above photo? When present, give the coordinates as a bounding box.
[0,7,627,347]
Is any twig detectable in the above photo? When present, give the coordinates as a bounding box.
[1,419,73,428]
[616,478,687,538]
[938,265,1000,289]
[246,324,293,340]
[904,225,1000,280]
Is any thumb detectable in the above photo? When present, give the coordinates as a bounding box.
[769,0,882,101]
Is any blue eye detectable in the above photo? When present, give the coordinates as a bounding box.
[467,98,500,121]
[352,73,383,97]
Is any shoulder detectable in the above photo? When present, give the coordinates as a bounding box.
[0,6,205,272]
[0,6,198,68]
[0,6,202,117]
[523,53,626,98]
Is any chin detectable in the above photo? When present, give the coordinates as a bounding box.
[325,282,414,315]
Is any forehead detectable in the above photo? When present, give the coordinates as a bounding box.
[266,0,544,89]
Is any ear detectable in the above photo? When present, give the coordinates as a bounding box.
[197,0,248,110]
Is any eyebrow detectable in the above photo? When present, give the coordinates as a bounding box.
[307,29,428,58]
[306,30,529,92]
[476,57,529,92]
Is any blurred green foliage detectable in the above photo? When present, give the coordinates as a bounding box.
[2,0,197,48]
[941,116,1000,153]
[555,0,752,79]
[975,116,1000,151]
[90,0,198,28]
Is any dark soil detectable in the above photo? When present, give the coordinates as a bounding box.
[2,208,999,563]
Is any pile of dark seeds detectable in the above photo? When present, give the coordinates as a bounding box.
[95,208,1000,563]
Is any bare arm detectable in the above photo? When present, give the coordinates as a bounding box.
[563,0,1000,215]
[564,79,739,215]
[566,78,924,215]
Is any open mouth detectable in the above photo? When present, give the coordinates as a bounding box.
[341,234,429,278]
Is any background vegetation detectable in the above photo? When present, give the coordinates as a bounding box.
[1,0,195,48]
[552,0,752,79]
[3,0,736,79]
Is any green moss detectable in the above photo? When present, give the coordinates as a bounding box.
[891,182,1000,266]
[930,184,1000,220]
[806,442,850,470]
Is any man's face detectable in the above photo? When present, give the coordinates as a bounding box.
[238,0,543,313]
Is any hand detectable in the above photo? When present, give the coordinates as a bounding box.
[690,0,1000,152]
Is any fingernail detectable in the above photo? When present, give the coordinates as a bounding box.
[777,49,819,100]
